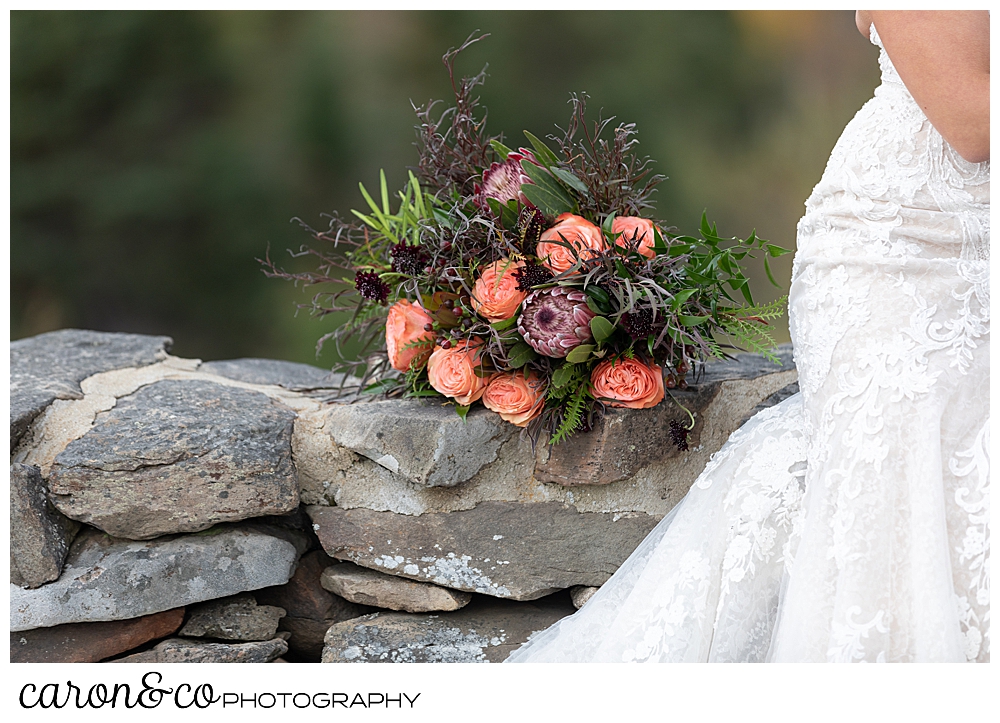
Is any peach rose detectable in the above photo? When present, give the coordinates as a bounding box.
[612,217,659,259]
[386,299,435,372]
[482,371,546,427]
[426,341,489,406]
[590,357,665,409]
[536,213,606,274]
[471,259,528,322]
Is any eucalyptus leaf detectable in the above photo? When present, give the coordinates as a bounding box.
[590,316,615,343]
[491,316,517,331]
[521,161,576,205]
[585,296,606,316]
[670,288,698,311]
[521,184,574,218]
[522,130,561,167]
[679,314,711,326]
[550,167,589,195]
[490,139,513,159]
[551,364,576,388]
[565,344,595,363]
[507,342,538,369]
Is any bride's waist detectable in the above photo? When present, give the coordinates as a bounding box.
[796,204,988,262]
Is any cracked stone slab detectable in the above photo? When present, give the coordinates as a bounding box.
[535,344,797,486]
[179,593,286,642]
[322,598,574,663]
[10,329,172,451]
[321,562,472,613]
[320,400,515,488]
[308,501,659,601]
[10,463,80,588]
[10,526,300,632]
[199,358,356,393]
[111,636,288,663]
[47,379,299,539]
[11,608,185,663]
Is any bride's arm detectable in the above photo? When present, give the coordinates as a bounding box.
[866,10,989,163]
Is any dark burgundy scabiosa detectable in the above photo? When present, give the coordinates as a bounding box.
[390,243,429,277]
[513,263,554,292]
[354,270,390,304]
[621,308,655,341]
[669,419,690,452]
[517,287,595,358]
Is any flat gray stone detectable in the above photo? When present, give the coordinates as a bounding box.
[570,586,599,609]
[10,526,300,632]
[308,501,659,601]
[111,636,287,663]
[47,379,299,539]
[739,380,800,427]
[179,593,286,641]
[321,400,515,488]
[322,598,574,663]
[10,463,80,588]
[199,358,354,392]
[535,344,797,486]
[10,329,171,451]
[321,562,472,613]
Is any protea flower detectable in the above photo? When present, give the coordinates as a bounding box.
[517,287,595,358]
[475,149,541,210]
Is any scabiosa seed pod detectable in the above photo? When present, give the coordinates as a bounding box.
[513,263,554,292]
[354,270,389,304]
[390,243,429,277]
[669,419,690,452]
[517,287,595,358]
[621,309,655,341]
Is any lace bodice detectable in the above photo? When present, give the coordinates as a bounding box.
[796,24,990,268]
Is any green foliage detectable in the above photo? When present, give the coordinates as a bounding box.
[13,10,876,368]
[545,364,591,445]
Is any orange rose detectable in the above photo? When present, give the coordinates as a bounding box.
[536,213,606,274]
[386,299,435,372]
[482,371,546,427]
[426,341,490,406]
[590,357,665,409]
[471,259,528,322]
[612,217,658,259]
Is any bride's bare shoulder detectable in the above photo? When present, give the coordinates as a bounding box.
[870,11,989,163]
[855,10,873,38]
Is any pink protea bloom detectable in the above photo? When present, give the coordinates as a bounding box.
[475,149,540,209]
[517,287,596,358]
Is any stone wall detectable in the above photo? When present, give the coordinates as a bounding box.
[10,329,797,663]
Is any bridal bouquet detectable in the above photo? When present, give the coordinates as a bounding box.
[265,34,788,446]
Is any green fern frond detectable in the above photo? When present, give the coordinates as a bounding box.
[550,383,588,445]
[400,337,435,353]
[720,317,780,361]
[728,295,787,320]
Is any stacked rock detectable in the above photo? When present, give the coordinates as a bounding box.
[10,329,797,663]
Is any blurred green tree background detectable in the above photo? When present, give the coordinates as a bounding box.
[11,10,879,366]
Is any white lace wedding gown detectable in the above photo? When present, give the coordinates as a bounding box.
[506,26,989,663]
